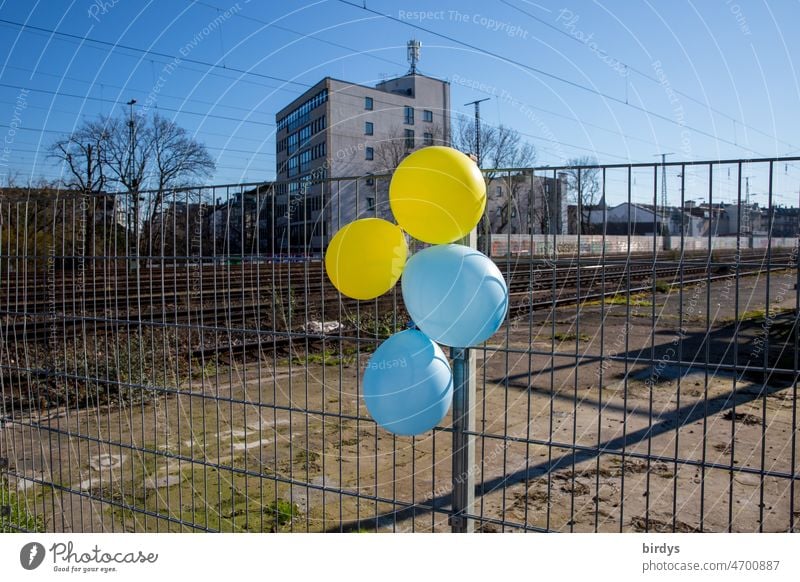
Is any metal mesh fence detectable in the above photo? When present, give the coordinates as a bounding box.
[0,157,798,532]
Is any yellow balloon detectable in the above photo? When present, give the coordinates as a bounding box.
[389,146,486,244]
[325,218,407,300]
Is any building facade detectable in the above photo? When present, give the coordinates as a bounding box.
[274,70,451,252]
[485,173,566,235]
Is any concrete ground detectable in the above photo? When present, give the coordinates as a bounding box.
[1,269,798,532]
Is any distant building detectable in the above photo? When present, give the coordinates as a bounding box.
[274,41,451,252]
[569,202,669,235]
[485,173,567,235]
[567,199,799,241]
[201,185,275,256]
[768,205,800,238]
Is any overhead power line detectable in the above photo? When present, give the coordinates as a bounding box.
[0,14,735,163]
[0,17,310,89]
[497,0,799,154]
[335,0,776,157]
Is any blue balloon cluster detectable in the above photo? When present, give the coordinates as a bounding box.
[401,244,508,348]
[362,243,509,436]
[363,329,453,436]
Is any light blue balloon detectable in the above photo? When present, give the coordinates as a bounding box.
[401,244,508,347]
[363,329,453,436]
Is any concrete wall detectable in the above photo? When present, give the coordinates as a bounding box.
[490,235,664,257]
[490,234,799,257]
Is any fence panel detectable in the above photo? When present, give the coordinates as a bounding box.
[1,158,798,533]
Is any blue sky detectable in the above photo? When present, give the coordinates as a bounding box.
[1,0,799,204]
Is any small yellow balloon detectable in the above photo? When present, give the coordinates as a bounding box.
[325,218,407,300]
[389,146,486,244]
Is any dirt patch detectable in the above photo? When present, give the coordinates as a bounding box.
[722,410,761,425]
[631,516,699,533]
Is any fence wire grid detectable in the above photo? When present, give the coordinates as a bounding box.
[1,157,799,533]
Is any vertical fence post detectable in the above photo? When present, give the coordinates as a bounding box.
[450,228,477,532]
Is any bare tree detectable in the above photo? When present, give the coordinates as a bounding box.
[144,114,215,244]
[373,122,446,172]
[93,114,151,193]
[50,112,215,259]
[451,116,535,177]
[151,114,215,192]
[453,115,537,247]
[451,114,495,172]
[50,112,214,194]
[373,124,409,172]
[563,156,601,234]
[485,124,536,172]
[49,119,110,193]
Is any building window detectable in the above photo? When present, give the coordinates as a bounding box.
[423,109,433,122]
[287,156,299,177]
[365,96,373,110]
[310,115,326,134]
[404,106,414,124]
[311,142,326,160]
[496,186,502,196]
[365,147,374,160]
[404,129,414,149]
[423,132,433,146]
[366,197,376,211]
[287,132,299,155]
[299,149,312,173]
[299,125,311,146]
[365,121,374,135]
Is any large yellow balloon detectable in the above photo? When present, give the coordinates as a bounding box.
[389,146,486,244]
[325,218,407,300]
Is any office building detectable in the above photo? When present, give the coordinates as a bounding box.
[274,41,451,251]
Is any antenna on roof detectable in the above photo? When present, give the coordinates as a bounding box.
[407,39,421,74]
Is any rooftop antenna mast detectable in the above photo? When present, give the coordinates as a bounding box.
[407,39,421,74]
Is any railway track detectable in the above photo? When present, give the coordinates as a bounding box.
[1,249,794,352]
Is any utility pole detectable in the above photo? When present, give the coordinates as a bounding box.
[450,97,489,533]
[465,98,490,167]
[654,153,673,247]
[654,153,674,217]
[677,172,688,236]
[127,99,138,270]
[744,176,753,248]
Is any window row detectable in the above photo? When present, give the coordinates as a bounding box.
[284,142,326,176]
[403,107,433,125]
[311,142,326,160]
[277,89,328,132]
[277,196,324,218]
[299,150,312,173]
[287,156,299,177]
[364,133,433,160]
[402,130,434,148]
[279,115,326,153]
[310,115,326,135]
[362,96,433,126]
